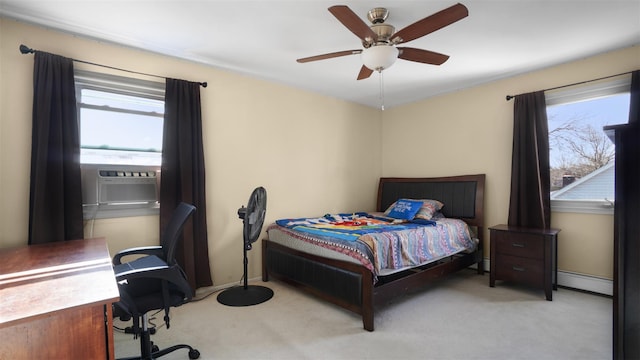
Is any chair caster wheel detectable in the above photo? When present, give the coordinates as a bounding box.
[189,348,200,359]
[152,344,159,353]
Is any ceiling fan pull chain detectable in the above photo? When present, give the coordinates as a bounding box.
[379,70,385,111]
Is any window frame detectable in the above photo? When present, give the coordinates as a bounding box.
[545,74,630,215]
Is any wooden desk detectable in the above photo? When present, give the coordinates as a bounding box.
[0,238,119,359]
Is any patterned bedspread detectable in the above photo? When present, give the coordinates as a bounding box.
[269,213,476,277]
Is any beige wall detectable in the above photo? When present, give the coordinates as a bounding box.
[382,45,639,279]
[0,18,382,286]
[551,212,614,278]
[1,17,636,284]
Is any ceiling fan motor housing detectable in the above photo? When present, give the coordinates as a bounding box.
[363,8,394,48]
[371,24,395,43]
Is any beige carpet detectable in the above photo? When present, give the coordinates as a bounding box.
[114,269,611,360]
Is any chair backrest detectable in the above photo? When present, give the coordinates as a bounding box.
[161,202,196,265]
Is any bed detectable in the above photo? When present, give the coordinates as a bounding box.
[262,174,485,331]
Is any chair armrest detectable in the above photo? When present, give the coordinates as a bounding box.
[113,245,163,265]
[116,265,170,280]
[114,254,168,276]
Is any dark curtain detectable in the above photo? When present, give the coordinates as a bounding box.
[508,91,551,229]
[28,51,84,244]
[161,78,212,289]
[629,70,639,124]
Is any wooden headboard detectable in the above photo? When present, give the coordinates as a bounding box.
[376,174,485,228]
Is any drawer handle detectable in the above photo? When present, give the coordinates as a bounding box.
[512,266,525,272]
[512,243,525,248]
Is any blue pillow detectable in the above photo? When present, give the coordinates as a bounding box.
[385,199,424,220]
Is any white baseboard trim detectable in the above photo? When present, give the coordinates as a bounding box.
[194,284,225,298]
[480,259,612,296]
[195,276,264,298]
[557,271,612,296]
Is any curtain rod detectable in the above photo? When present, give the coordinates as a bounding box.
[19,44,207,88]
[505,70,634,101]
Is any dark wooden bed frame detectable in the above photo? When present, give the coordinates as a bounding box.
[262,174,485,331]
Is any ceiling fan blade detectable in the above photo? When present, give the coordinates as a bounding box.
[357,65,373,80]
[397,47,450,65]
[391,3,468,44]
[329,5,378,43]
[297,49,362,63]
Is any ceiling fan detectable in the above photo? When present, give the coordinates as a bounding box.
[297,3,468,80]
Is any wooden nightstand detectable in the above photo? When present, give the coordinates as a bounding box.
[489,224,560,300]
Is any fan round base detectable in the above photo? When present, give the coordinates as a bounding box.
[216,285,274,306]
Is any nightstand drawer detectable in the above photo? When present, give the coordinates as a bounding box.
[494,254,544,288]
[494,231,544,259]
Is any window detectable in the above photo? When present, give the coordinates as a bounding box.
[546,75,630,214]
[75,70,165,219]
[75,70,165,165]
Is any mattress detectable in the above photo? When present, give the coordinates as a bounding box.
[266,213,478,277]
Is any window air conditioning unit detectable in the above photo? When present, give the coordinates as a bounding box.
[96,169,158,204]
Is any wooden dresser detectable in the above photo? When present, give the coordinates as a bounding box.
[489,224,560,300]
[0,238,119,359]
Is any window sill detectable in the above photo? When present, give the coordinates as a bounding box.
[551,199,614,215]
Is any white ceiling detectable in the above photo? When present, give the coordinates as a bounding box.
[1,1,639,109]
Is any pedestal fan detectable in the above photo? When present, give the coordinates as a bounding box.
[217,186,273,306]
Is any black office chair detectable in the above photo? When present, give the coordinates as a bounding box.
[112,202,200,360]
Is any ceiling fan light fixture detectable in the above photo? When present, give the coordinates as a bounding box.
[361,45,398,72]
